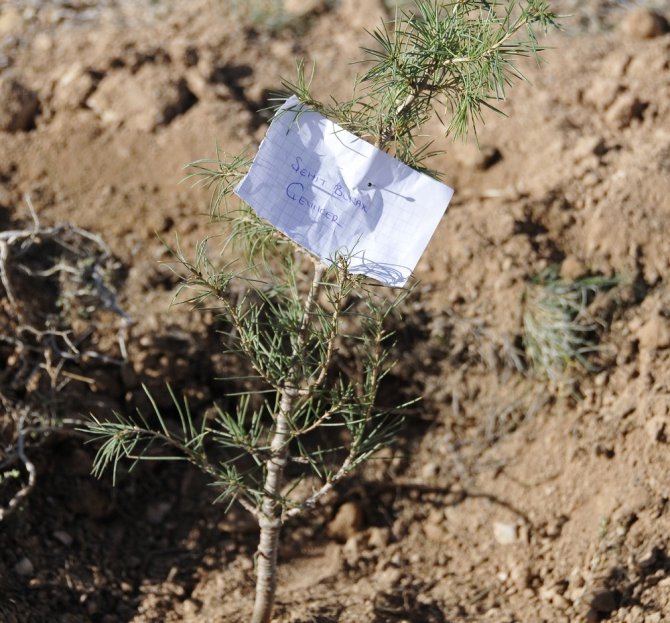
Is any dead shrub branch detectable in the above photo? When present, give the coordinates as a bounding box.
[0,196,129,521]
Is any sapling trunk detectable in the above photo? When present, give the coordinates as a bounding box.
[252,263,324,623]
[251,389,292,623]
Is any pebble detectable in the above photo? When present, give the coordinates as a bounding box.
[327,501,363,542]
[423,522,445,542]
[367,526,390,549]
[374,567,402,590]
[621,9,669,40]
[53,531,73,546]
[0,8,23,35]
[493,521,517,545]
[145,500,172,525]
[52,63,97,110]
[391,517,408,540]
[510,562,532,590]
[33,32,53,52]
[14,557,34,576]
[421,461,439,479]
[560,256,586,281]
[342,533,363,564]
[636,313,670,351]
[182,599,199,617]
[539,585,571,609]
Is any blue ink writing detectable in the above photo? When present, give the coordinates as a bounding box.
[291,156,328,188]
[286,182,342,227]
[290,155,370,214]
[333,183,369,213]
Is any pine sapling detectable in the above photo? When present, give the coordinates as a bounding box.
[86,3,558,621]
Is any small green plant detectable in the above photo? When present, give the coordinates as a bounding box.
[523,266,618,389]
[87,2,557,621]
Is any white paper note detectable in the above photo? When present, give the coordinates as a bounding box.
[235,95,454,287]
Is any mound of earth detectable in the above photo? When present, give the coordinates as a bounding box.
[1,1,669,622]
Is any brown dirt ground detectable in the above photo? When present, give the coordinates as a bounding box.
[1,1,670,622]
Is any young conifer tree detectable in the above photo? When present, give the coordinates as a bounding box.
[87,2,557,621]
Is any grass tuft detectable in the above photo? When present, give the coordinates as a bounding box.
[523,266,618,390]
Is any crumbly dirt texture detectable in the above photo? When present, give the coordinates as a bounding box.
[1,1,670,622]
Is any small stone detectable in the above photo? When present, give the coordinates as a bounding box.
[52,63,97,110]
[391,517,408,540]
[367,527,390,549]
[327,502,364,542]
[423,522,445,542]
[342,534,363,564]
[645,416,666,443]
[621,9,669,40]
[375,567,402,590]
[14,557,34,576]
[53,531,73,546]
[0,77,39,132]
[588,588,618,613]
[145,501,172,525]
[421,461,439,480]
[33,33,53,53]
[0,8,23,35]
[182,599,199,617]
[637,314,670,351]
[426,509,444,525]
[560,256,586,281]
[545,588,570,610]
[493,522,517,545]
[510,563,532,590]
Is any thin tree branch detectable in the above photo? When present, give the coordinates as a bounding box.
[0,416,37,522]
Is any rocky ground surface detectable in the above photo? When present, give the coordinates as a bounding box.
[1,1,670,622]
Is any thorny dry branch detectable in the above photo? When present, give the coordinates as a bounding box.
[0,195,129,521]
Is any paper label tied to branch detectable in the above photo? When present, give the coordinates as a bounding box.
[235,95,454,287]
